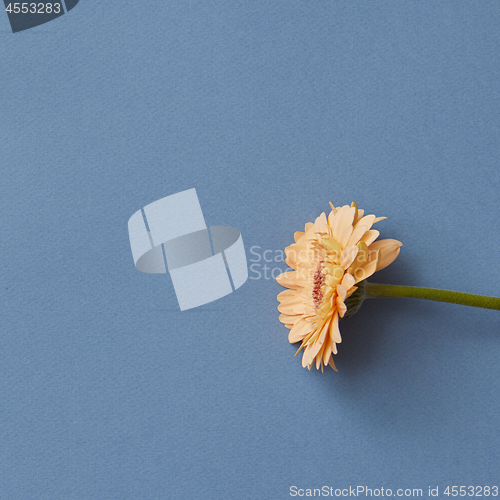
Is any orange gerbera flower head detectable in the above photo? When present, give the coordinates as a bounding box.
[276,202,402,372]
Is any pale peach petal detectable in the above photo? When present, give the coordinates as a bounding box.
[369,239,403,271]
[327,209,336,229]
[356,257,379,282]
[354,208,364,224]
[314,212,329,233]
[318,335,333,371]
[329,312,341,344]
[318,317,330,344]
[322,238,342,258]
[347,225,368,246]
[316,346,324,370]
[354,214,376,232]
[348,241,369,276]
[289,318,314,343]
[330,205,350,240]
[279,313,300,325]
[277,289,296,301]
[322,340,331,367]
[330,341,338,355]
[278,300,309,316]
[306,321,330,365]
[292,303,311,315]
[276,272,307,289]
[337,300,347,318]
[301,327,318,348]
[333,206,356,243]
[294,231,305,243]
[284,243,308,262]
[341,273,356,291]
[302,343,315,367]
[360,229,380,246]
[336,284,347,302]
[336,285,348,316]
[277,304,296,315]
[339,224,354,248]
[284,242,303,255]
[367,249,378,262]
[310,334,328,363]
[339,245,359,269]
[277,293,304,309]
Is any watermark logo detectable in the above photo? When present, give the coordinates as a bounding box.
[128,188,248,311]
[4,0,79,33]
[248,244,372,282]
[248,246,289,280]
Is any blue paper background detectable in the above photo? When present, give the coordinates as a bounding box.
[1,2,499,499]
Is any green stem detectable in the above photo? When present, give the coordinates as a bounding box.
[366,283,500,311]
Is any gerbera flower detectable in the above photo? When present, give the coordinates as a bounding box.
[276,202,402,371]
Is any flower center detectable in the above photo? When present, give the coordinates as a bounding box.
[312,262,325,308]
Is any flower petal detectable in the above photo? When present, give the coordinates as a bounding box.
[336,284,347,302]
[279,313,300,325]
[314,212,329,233]
[276,271,307,289]
[330,205,348,239]
[327,209,336,230]
[294,231,305,243]
[354,214,376,232]
[347,225,368,246]
[302,343,315,368]
[341,273,356,291]
[333,206,356,243]
[369,239,403,271]
[277,289,296,300]
[353,208,364,225]
[339,224,354,248]
[328,357,338,371]
[355,255,379,282]
[360,229,380,246]
[339,245,359,269]
[288,318,314,343]
[328,311,341,343]
[322,339,333,366]
[277,294,305,314]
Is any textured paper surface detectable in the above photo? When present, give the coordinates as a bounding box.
[1,2,499,499]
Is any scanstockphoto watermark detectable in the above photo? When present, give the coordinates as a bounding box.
[290,486,425,497]
[3,1,80,33]
[248,245,371,281]
[289,485,499,497]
